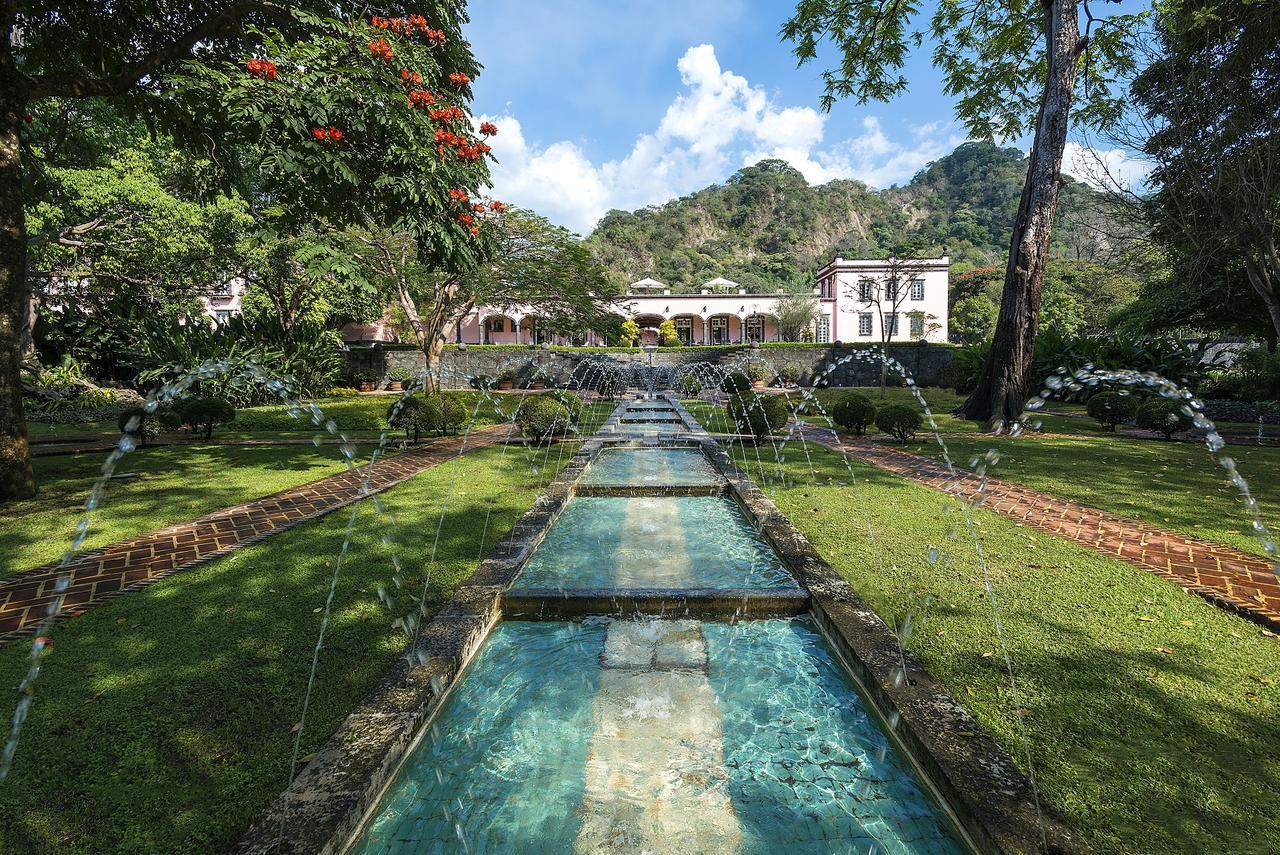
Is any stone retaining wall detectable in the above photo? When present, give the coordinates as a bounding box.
[346,344,955,389]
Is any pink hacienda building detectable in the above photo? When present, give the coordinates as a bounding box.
[449,255,950,346]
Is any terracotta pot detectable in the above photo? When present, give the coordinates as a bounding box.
[531,380,545,390]
[498,380,514,390]
[358,381,375,392]
[751,379,765,389]
[388,381,403,392]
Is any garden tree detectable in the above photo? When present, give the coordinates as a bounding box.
[847,253,932,398]
[353,207,617,388]
[773,291,820,341]
[951,295,998,344]
[23,140,252,372]
[1134,0,1280,348]
[783,0,1150,426]
[238,228,384,332]
[1117,259,1279,351]
[657,318,679,346]
[0,3,493,500]
[620,318,640,347]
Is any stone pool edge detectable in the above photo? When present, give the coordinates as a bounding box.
[699,438,1090,855]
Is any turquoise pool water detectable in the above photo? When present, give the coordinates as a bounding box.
[581,447,722,486]
[354,619,961,854]
[510,496,797,591]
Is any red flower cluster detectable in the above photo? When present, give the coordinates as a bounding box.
[371,14,445,45]
[457,213,474,226]
[311,126,344,142]
[479,121,498,137]
[408,89,437,108]
[469,225,480,236]
[22,113,33,123]
[246,57,278,80]
[448,189,470,204]
[489,200,507,213]
[400,68,422,86]
[448,72,471,86]
[471,203,487,213]
[369,38,394,61]
[428,105,465,123]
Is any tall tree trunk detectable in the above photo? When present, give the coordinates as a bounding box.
[0,48,36,501]
[958,0,1081,427]
[1242,246,1280,350]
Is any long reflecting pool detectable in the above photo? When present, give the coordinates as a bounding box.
[354,619,960,854]
[581,447,722,487]
[510,496,797,591]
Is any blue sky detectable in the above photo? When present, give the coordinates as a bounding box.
[464,0,1147,233]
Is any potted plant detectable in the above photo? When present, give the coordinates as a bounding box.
[356,371,377,393]
[746,362,770,389]
[529,366,546,390]
[497,368,516,391]
[387,367,412,392]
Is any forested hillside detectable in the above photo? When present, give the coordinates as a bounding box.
[587,142,1128,294]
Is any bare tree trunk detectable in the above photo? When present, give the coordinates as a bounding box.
[1243,248,1280,349]
[958,0,1081,427]
[0,46,36,501]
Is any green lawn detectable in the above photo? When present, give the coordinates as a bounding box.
[0,442,569,853]
[0,445,362,577]
[901,432,1280,558]
[736,445,1280,854]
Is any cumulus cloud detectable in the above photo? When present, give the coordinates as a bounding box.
[1062,142,1152,193]
[484,44,962,233]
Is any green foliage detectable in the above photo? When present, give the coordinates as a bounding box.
[950,295,997,344]
[874,403,922,442]
[1029,330,1211,393]
[720,371,752,394]
[173,396,236,440]
[117,406,163,445]
[515,396,572,443]
[387,367,414,384]
[831,392,877,435]
[596,373,626,399]
[657,318,680,347]
[325,386,361,398]
[938,341,991,394]
[388,394,465,442]
[1135,398,1194,440]
[727,391,788,439]
[777,362,802,385]
[1198,346,1280,403]
[744,362,769,383]
[619,319,640,346]
[674,372,703,396]
[1086,392,1140,432]
[543,390,585,425]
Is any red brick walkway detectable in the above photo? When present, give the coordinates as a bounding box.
[799,425,1280,631]
[0,425,509,642]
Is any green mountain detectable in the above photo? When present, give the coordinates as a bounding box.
[586,142,1124,294]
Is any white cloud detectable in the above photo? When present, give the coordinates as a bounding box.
[484,44,962,233]
[1062,142,1152,192]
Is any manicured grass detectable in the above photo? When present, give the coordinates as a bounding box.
[0,442,569,853]
[0,445,362,577]
[735,445,1280,854]
[901,432,1280,558]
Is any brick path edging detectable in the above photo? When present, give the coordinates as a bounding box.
[800,426,1280,633]
[0,425,509,644]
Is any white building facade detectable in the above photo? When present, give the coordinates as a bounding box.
[451,254,949,346]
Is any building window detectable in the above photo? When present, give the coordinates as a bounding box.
[815,315,831,343]
[211,281,231,298]
[213,310,232,325]
[886,313,899,337]
[745,315,764,343]
[674,317,693,345]
[910,279,925,301]
[858,280,873,302]
[885,280,898,301]
[710,316,728,344]
[858,313,873,337]
[486,317,506,333]
[910,314,925,338]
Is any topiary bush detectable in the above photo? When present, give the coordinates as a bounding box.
[831,392,877,435]
[720,371,752,394]
[596,373,626,400]
[1136,397,1194,440]
[874,403,922,442]
[516,395,572,442]
[1086,391,1140,431]
[389,395,437,443]
[173,396,236,439]
[674,372,703,396]
[727,391,788,440]
[117,406,164,446]
[544,390,584,425]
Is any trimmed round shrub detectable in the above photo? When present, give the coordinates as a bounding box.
[117,406,163,446]
[720,371,752,394]
[516,395,572,442]
[874,403,922,442]
[596,373,626,400]
[777,362,801,385]
[1086,391,1140,431]
[831,392,877,436]
[745,362,770,383]
[674,372,703,396]
[544,390,585,425]
[389,395,438,442]
[173,396,236,439]
[1136,397,1194,440]
[727,391,789,440]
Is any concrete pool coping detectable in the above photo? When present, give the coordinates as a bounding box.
[237,393,1087,855]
